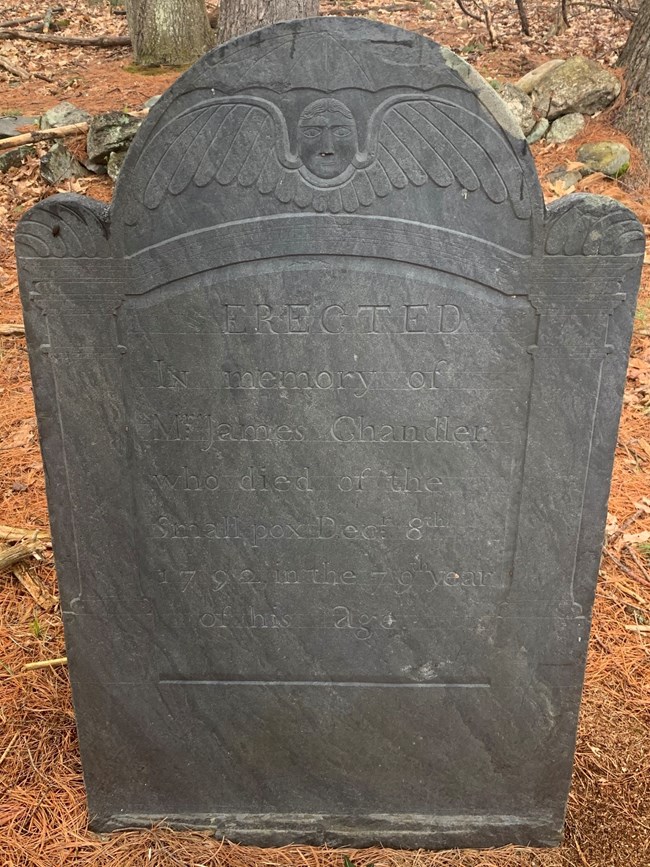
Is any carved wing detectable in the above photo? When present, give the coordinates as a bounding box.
[360,94,532,219]
[140,97,300,211]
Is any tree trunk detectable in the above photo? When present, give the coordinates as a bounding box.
[125,0,214,66]
[616,0,650,162]
[217,0,319,44]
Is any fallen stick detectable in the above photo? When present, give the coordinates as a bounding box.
[12,564,57,609]
[0,541,43,574]
[23,656,67,671]
[0,524,50,542]
[625,624,650,633]
[43,7,54,35]
[0,55,28,79]
[0,121,89,150]
[0,323,25,336]
[0,8,63,29]
[0,108,148,150]
[0,29,131,48]
[603,547,650,588]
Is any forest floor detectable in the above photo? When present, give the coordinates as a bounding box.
[1,1,649,865]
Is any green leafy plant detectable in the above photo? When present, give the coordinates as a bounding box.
[30,616,42,639]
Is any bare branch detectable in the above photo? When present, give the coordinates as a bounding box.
[0,29,131,47]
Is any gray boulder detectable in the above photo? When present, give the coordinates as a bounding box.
[87,111,142,164]
[0,144,35,172]
[516,59,565,95]
[0,115,38,138]
[533,57,620,120]
[40,141,89,185]
[497,84,535,135]
[546,113,585,144]
[577,141,631,178]
[526,117,549,144]
[40,101,91,130]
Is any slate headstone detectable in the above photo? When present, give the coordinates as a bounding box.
[16,18,643,849]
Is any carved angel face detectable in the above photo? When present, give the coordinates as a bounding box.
[297,99,358,180]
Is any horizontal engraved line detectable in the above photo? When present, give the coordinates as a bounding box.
[128,331,528,337]
[147,440,515,445]
[135,386,521,392]
[159,679,491,688]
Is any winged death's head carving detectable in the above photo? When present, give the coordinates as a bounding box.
[137,91,531,219]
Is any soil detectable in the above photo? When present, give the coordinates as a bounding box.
[1,1,649,866]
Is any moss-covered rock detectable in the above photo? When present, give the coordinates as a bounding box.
[577,141,631,178]
[0,145,35,172]
[87,111,141,164]
[533,57,620,120]
[546,113,585,144]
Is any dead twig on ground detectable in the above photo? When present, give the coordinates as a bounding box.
[328,2,416,12]
[0,109,148,151]
[0,30,131,48]
[0,54,28,79]
[0,9,63,29]
[0,323,25,336]
[0,541,43,574]
[0,733,19,768]
[12,567,56,609]
[42,7,54,35]
[23,656,67,671]
[0,120,88,149]
[604,547,650,588]
[0,525,50,542]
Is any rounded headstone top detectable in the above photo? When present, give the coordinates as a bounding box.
[111,18,543,255]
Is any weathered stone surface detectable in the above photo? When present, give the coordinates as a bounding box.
[546,113,585,144]
[15,19,643,851]
[106,150,126,181]
[526,117,549,144]
[143,94,162,109]
[577,141,631,178]
[497,83,535,135]
[516,59,565,94]
[0,144,35,172]
[40,141,89,185]
[86,111,141,163]
[39,101,92,130]
[533,57,621,120]
[0,115,38,138]
[81,158,108,175]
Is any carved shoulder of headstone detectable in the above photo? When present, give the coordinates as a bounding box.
[544,193,645,257]
[16,194,111,260]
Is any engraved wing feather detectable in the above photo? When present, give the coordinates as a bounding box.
[141,97,299,210]
[137,92,532,219]
[368,94,532,218]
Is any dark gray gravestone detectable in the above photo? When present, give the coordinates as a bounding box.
[16,18,643,849]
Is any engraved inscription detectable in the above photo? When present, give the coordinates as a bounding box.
[222,302,462,334]
[124,266,534,674]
